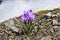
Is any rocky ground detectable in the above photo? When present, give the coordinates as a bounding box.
[0,8,60,40]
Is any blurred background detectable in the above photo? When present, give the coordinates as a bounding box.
[0,0,60,22]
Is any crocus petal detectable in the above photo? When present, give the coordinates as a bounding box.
[21,15,28,22]
[29,9,32,12]
[27,10,33,17]
[29,14,36,21]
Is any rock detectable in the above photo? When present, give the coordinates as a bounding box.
[46,19,51,22]
[0,8,60,40]
[57,12,60,16]
[58,16,60,22]
[55,27,60,35]
[26,37,30,40]
[52,14,57,17]
[51,11,58,17]
[41,36,52,40]
[3,19,19,32]
[52,19,58,25]
[46,12,52,17]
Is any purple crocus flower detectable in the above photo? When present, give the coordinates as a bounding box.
[27,9,36,21]
[21,12,29,22]
[21,9,36,22]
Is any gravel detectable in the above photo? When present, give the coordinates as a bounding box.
[0,8,60,40]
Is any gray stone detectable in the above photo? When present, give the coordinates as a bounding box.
[3,19,19,32]
[41,36,52,40]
